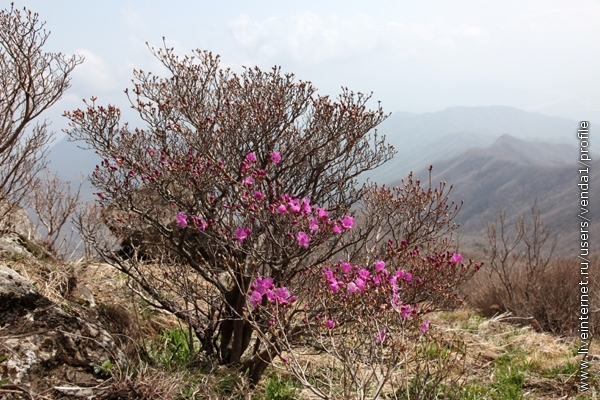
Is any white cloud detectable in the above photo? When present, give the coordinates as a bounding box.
[229,12,384,65]
[71,49,117,93]
[121,4,142,27]
[228,12,488,66]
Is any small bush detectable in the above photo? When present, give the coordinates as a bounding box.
[466,203,600,335]
[145,327,199,371]
[263,373,301,400]
[468,256,600,335]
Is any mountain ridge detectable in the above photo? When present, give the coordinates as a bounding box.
[399,134,598,254]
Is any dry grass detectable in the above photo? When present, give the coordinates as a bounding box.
[465,256,600,336]
[432,310,598,399]
[3,254,598,399]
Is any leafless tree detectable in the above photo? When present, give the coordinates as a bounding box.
[485,200,556,305]
[0,3,82,223]
[72,200,120,261]
[25,169,82,257]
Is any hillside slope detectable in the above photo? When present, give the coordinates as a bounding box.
[394,135,597,254]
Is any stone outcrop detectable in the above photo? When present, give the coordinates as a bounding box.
[100,187,175,260]
[0,264,125,398]
[0,202,52,260]
[101,187,208,262]
[0,202,41,242]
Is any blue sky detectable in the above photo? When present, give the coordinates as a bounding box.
[12,0,600,139]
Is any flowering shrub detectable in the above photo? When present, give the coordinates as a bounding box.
[246,244,480,398]
[64,43,480,393]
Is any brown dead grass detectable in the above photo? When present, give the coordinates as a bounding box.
[431,310,598,399]
[4,254,599,399]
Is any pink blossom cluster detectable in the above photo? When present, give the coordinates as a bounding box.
[248,276,296,308]
[312,257,433,340]
[244,151,281,165]
[323,260,414,302]
[175,211,209,231]
[174,152,356,249]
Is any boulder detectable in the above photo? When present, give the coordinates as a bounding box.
[0,201,50,260]
[0,264,126,397]
[100,187,175,260]
[100,187,208,262]
[0,232,54,260]
[0,201,41,242]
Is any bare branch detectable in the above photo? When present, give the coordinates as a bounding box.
[0,4,82,220]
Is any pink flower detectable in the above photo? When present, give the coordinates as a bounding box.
[341,262,352,273]
[400,305,411,319]
[275,287,291,304]
[277,204,287,214]
[296,231,310,248]
[265,289,275,302]
[451,253,463,264]
[254,277,273,294]
[375,329,386,344]
[254,191,265,200]
[317,208,328,219]
[374,260,386,273]
[329,279,340,293]
[396,270,406,280]
[355,277,366,292]
[258,277,274,289]
[289,199,301,212]
[235,227,251,242]
[249,291,262,307]
[309,218,319,232]
[347,282,358,294]
[176,212,188,228]
[358,268,371,281]
[341,216,354,229]
[270,151,281,164]
[324,268,334,280]
[301,198,312,214]
[404,272,412,282]
[326,319,335,329]
[246,152,257,162]
[280,355,288,363]
[243,176,254,185]
[420,319,430,334]
[332,225,342,234]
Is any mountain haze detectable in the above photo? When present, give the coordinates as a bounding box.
[370,106,581,183]
[401,135,596,254]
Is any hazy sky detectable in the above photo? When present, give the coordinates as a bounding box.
[12,0,600,139]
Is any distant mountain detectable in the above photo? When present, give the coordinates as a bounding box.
[369,106,581,183]
[398,135,598,254]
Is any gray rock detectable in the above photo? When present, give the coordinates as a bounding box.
[0,264,40,313]
[0,201,41,242]
[0,264,126,395]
